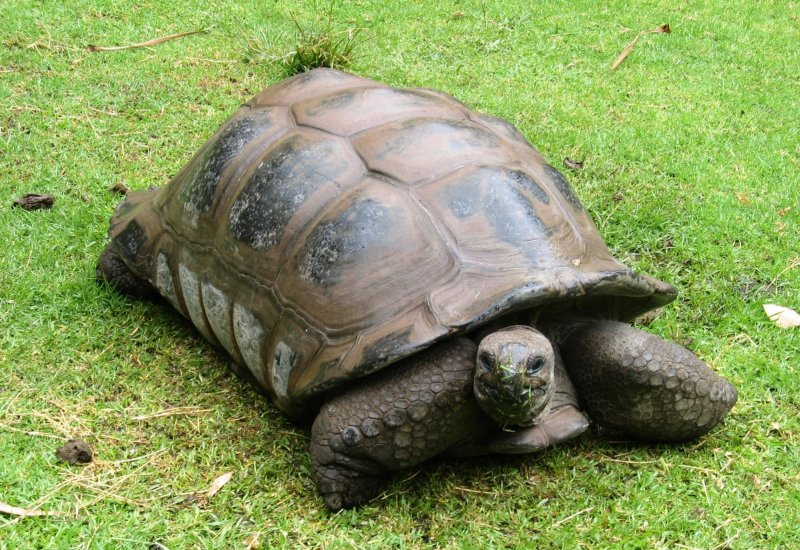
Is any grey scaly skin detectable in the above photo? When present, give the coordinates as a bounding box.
[308,323,736,510]
[556,320,738,441]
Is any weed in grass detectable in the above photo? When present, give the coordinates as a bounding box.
[247,7,365,75]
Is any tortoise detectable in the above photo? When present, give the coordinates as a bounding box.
[97,68,737,510]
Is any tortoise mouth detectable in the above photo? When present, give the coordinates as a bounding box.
[474,375,553,426]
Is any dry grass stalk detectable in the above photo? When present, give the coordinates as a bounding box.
[131,406,213,421]
[611,23,671,70]
[87,29,206,52]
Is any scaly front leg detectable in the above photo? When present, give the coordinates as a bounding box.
[558,321,737,441]
[310,337,495,510]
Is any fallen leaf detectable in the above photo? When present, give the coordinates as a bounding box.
[206,471,233,498]
[736,193,750,206]
[611,23,671,70]
[13,193,54,210]
[245,532,262,549]
[763,303,800,329]
[778,206,791,217]
[563,157,584,170]
[0,500,65,518]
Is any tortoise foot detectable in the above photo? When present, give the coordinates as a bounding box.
[96,243,156,298]
[310,417,387,511]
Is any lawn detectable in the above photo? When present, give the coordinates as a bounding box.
[1,0,799,547]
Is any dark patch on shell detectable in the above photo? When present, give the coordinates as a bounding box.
[545,164,584,209]
[228,133,352,251]
[115,219,147,260]
[509,169,549,204]
[361,329,413,367]
[443,166,549,249]
[179,111,278,220]
[298,198,394,286]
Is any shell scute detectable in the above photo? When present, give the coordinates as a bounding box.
[276,177,456,335]
[218,127,365,283]
[161,107,291,238]
[352,117,517,185]
[250,68,380,107]
[293,86,465,136]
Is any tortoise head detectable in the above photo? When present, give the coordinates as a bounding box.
[474,326,555,427]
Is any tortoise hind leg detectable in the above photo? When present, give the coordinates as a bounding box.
[310,337,495,510]
[559,321,737,442]
[96,242,157,298]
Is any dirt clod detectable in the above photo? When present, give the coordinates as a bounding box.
[55,439,93,465]
[13,194,55,210]
[108,182,130,195]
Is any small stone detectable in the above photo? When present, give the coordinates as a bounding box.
[56,439,93,465]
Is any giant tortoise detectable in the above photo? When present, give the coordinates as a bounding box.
[97,68,737,510]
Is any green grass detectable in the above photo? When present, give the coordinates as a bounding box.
[1,0,798,547]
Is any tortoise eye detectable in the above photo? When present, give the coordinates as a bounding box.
[477,351,494,372]
[525,356,545,376]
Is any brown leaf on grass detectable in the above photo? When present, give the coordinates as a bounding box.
[87,29,206,52]
[763,304,800,329]
[778,206,792,217]
[563,157,584,170]
[178,472,234,508]
[245,532,262,549]
[13,193,54,210]
[206,472,233,498]
[611,24,671,70]
[0,500,65,518]
[736,193,751,206]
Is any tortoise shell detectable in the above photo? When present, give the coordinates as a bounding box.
[107,68,676,419]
